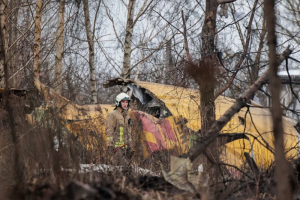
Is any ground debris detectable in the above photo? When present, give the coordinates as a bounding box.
[17,172,199,200]
[52,180,135,200]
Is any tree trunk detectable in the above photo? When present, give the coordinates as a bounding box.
[0,4,23,193]
[185,1,219,182]
[8,0,19,87]
[83,0,97,104]
[33,0,42,79]
[265,0,293,199]
[199,0,218,134]
[165,40,172,84]
[54,0,65,95]
[122,0,135,79]
[197,1,219,195]
[250,14,266,100]
[0,0,7,88]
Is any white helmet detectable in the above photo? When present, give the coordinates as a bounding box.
[115,92,131,106]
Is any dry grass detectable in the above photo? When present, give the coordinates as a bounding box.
[1,93,300,200]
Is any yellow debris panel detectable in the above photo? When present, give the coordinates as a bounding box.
[33,79,299,168]
[136,81,299,168]
[34,78,114,120]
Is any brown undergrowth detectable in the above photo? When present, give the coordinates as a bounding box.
[1,93,300,200]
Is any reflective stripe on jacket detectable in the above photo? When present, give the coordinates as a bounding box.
[105,107,132,148]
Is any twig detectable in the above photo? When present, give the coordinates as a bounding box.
[188,46,292,162]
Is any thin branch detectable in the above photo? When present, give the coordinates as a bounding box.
[181,10,191,63]
[217,0,236,4]
[229,4,245,47]
[285,59,300,104]
[216,2,262,34]
[103,1,124,49]
[92,0,102,41]
[132,0,155,26]
[188,46,292,162]
[95,37,122,75]
[214,0,259,99]
[129,36,174,71]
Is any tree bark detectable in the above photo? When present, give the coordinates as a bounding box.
[8,0,19,87]
[165,40,172,84]
[199,0,218,134]
[182,10,191,63]
[33,0,42,79]
[265,0,293,199]
[250,14,266,100]
[83,0,97,104]
[0,0,7,88]
[54,0,65,95]
[196,1,220,194]
[0,4,23,193]
[122,0,135,79]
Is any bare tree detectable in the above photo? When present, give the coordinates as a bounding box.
[0,0,7,88]
[278,0,300,45]
[186,0,218,134]
[121,0,158,79]
[54,0,65,94]
[0,2,23,193]
[164,40,174,84]
[122,0,135,79]
[33,0,43,79]
[188,46,292,161]
[7,0,19,87]
[83,0,98,103]
[265,0,293,198]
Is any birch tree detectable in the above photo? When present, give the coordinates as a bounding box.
[164,40,173,84]
[54,0,65,94]
[7,0,19,87]
[0,1,24,191]
[83,0,97,104]
[103,0,174,82]
[0,0,7,88]
[33,0,42,79]
[122,0,135,79]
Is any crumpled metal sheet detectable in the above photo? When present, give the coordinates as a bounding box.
[126,84,152,105]
[161,156,209,193]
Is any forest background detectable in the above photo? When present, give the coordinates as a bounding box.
[0,0,300,199]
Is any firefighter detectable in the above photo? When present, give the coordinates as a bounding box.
[105,92,134,164]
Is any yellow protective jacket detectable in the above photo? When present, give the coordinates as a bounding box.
[105,107,132,148]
